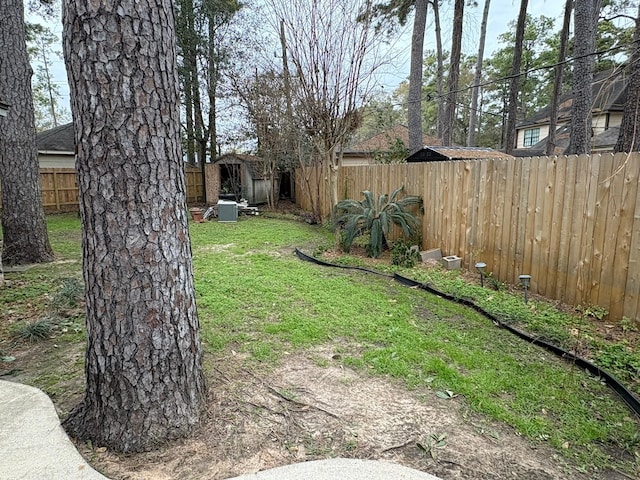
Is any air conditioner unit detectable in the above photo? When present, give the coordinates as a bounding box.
[217,200,238,222]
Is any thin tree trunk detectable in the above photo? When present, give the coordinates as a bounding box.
[467,0,491,147]
[442,0,463,146]
[62,0,206,453]
[504,0,528,155]
[176,0,197,165]
[546,0,572,155]
[280,19,293,129]
[184,68,196,164]
[614,5,640,153]
[431,0,445,141]
[206,13,219,203]
[38,41,59,127]
[0,0,54,266]
[408,0,428,154]
[568,0,599,155]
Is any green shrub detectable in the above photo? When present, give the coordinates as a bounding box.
[391,240,421,268]
[333,187,422,258]
[485,272,505,291]
[595,342,640,384]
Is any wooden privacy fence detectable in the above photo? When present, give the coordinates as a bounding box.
[295,153,640,322]
[1,166,204,212]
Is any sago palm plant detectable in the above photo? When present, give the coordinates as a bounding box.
[333,187,422,258]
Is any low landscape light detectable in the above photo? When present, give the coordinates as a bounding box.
[475,262,487,287]
[519,274,532,303]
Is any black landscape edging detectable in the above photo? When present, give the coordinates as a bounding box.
[294,248,640,417]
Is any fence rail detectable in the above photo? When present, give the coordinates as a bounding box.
[295,153,640,322]
[1,166,204,212]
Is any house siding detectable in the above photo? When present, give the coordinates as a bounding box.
[516,124,550,149]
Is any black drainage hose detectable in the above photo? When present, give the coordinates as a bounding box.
[295,248,393,277]
[294,248,640,417]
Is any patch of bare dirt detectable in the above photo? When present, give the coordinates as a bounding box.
[87,347,589,480]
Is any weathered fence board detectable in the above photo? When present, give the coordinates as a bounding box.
[1,166,204,213]
[295,152,640,321]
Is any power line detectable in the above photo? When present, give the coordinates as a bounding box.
[399,37,640,106]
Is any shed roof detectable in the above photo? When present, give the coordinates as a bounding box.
[215,153,266,178]
[406,146,514,162]
[215,153,263,164]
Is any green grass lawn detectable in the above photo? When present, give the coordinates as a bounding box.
[1,212,639,476]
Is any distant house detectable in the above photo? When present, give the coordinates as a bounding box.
[514,70,627,155]
[342,125,440,166]
[206,153,271,205]
[406,146,514,162]
[0,100,9,117]
[36,122,75,168]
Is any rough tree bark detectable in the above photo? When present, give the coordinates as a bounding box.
[62,0,206,453]
[568,0,600,155]
[408,0,428,154]
[0,0,54,266]
[441,0,463,146]
[504,0,528,154]
[546,0,573,155]
[614,4,640,153]
[431,0,445,141]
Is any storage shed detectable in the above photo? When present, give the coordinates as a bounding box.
[205,153,270,205]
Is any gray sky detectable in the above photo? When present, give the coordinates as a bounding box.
[379,0,565,90]
[30,1,566,116]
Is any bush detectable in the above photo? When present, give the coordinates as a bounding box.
[333,187,422,258]
[391,240,421,268]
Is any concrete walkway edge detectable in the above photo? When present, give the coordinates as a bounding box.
[0,379,109,480]
[227,458,442,480]
[0,379,441,480]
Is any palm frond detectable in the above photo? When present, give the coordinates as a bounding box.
[333,188,423,258]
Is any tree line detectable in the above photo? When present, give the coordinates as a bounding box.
[171,0,640,216]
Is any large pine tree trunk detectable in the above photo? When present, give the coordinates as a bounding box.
[441,0,463,146]
[614,5,640,153]
[408,0,428,154]
[62,0,206,453]
[504,0,528,154]
[0,0,54,266]
[568,0,599,155]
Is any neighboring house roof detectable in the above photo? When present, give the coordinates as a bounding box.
[0,100,9,116]
[406,146,514,162]
[36,122,75,152]
[344,125,440,154]
[592,126,621,150]
[517,70,628,129]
